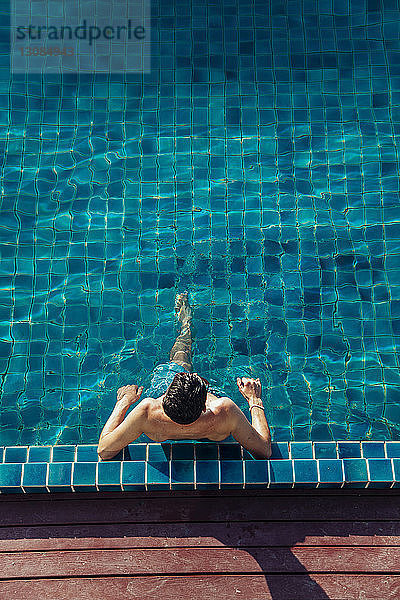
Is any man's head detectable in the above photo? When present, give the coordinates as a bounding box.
[162,372,208,425]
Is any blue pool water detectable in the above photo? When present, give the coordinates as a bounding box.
[1,0,400,446]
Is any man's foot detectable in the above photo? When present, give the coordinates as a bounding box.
[175,291,192,327]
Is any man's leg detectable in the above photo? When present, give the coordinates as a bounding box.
[169,291,192,372]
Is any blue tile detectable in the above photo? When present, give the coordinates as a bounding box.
[270,442,289,459]
[343,459,369,488]
[147,444,171,461]
[290,442,313,459]
[338,442,361,459]
[171,443,195,460]
[219,444,242,460]
[362,442,385,458]
[47,462,73,492]
[171,460,194,488]
[76,445,99,462]
[367,458,393,488]
[125,444,147,461]
[97,461,122,491]
[52,446,76,462]
[269,460,293,488]
[28,446,52,463]
[22,463,48,492]
[244,460,269,488]
[0,463,23,493]
[318,459,344,488]
[195,460,219,488]
[385,442,400,458]
[195,443,218,460]
[293,459,318,487]
[147,461,170,490]
[220,460,243,487]
[121,461,146,490]
[72,462,97,491]
[314,442,338,460]
[4,447,28,463]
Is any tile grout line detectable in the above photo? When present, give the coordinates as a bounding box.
[20,462,26,493]
[340,459,345,489]
[71,461,76,492]
[45,461,50,493]
[95,460,99,492]
[365,457,371,489]
[390,458,395,489]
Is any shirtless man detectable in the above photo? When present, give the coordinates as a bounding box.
[98,292,271,460]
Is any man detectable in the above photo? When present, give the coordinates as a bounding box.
[98,292,271,460]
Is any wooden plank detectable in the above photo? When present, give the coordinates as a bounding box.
[1,574,400,600]
[1,520,400,552]
[1,494,400,526]
[2,546,400,578]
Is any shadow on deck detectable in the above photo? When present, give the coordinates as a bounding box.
[0,489,399,599]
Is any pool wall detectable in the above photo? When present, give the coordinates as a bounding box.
[1,440,400,492]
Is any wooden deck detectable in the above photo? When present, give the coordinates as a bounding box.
[1,489,400,599]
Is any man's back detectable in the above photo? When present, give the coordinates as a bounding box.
[139,392,232,442]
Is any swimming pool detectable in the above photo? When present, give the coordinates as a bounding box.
[1,0,400,449]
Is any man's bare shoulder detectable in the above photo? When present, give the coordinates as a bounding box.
[140,397,154,404]
[134,398,153,416]
[210,397,239,417]
[205,397,242,438]
[138,397,167,420]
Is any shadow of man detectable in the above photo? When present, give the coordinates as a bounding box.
[1,487,397,600]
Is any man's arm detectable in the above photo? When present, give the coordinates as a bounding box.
[97,384,146,460]
[228,377,271,459]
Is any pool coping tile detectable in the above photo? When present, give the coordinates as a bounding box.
[0,441,398,492]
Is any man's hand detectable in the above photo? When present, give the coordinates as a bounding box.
[98,386,146,459]
[233,376,271,459]
[236,377,261,403]
[117,384,143,407]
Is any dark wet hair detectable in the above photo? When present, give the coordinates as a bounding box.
[162,372,208,425]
